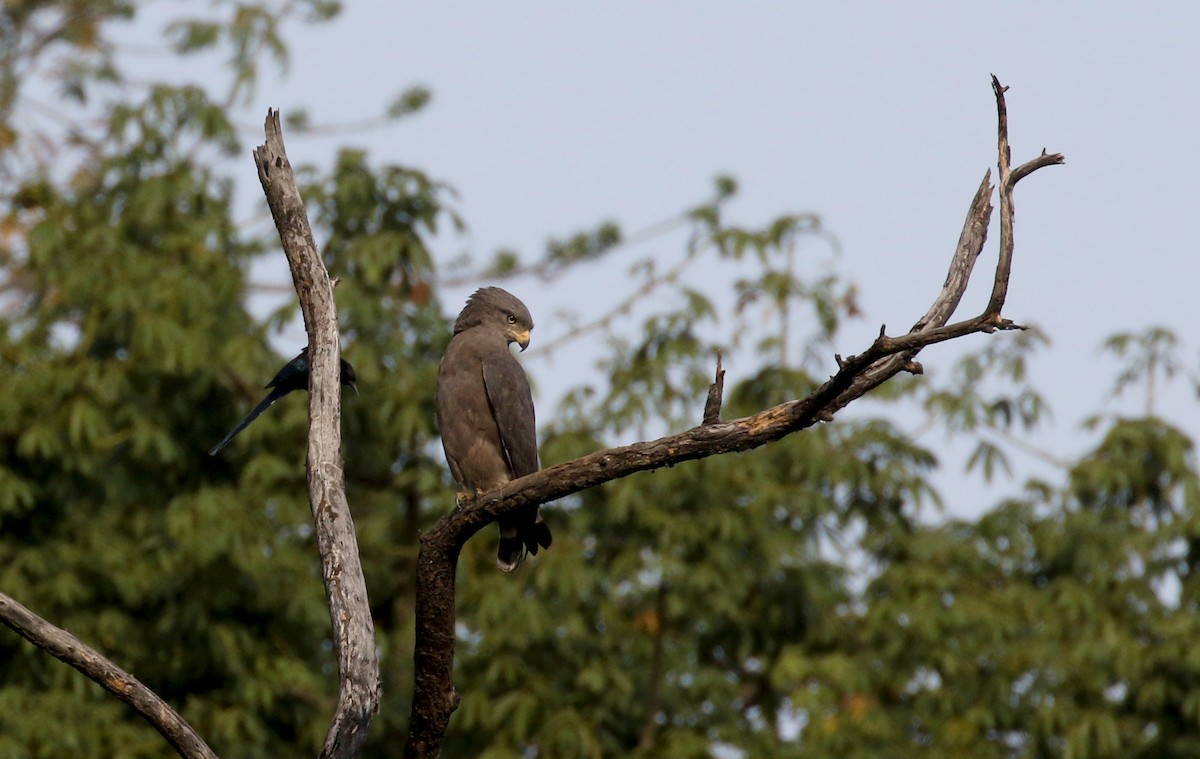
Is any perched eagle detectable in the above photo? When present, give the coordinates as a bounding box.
[436,287,552,571]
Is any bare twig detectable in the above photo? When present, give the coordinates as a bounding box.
[403,77,1063,757]
[253,110,380,759]
[702,352,725,425]
[0,592,217,759]
[982,427,1074,470]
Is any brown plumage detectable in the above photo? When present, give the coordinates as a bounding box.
[436,287,552,571]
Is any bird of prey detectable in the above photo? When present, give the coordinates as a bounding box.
[437,287,552,571]
[209,347,358,456]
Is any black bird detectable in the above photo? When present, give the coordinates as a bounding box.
[209,347,358,456]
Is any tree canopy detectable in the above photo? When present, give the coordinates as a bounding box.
[2,3,1198,758]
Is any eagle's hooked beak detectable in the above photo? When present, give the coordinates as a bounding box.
[513,329,531,351]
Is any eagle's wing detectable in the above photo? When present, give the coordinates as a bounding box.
[481,355,539,478]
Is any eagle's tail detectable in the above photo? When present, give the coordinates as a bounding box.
[497,507,552,572]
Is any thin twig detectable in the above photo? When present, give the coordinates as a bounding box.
[438,212,691,289]
[528,233,704,358]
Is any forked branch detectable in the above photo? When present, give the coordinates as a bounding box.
[403,77,1064,757]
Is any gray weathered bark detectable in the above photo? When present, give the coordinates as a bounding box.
[0,591,218,759]
[253,110,381,759]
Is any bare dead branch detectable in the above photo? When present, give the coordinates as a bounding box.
[825,77,1063,414]
[913,171,994,333]
[253,110,380,759]
[702,352,726,425]
[1010,149,1064,188]
[987,74,1066,316]
[403,77,1064,757]
[0,592,217,759]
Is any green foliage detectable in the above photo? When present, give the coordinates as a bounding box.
[386,87,433,119]
[5,5,1200,759]
[915,327,1053,482]
[0,3,447,756]
[0,76,331,756]
[1102,325,1197,417]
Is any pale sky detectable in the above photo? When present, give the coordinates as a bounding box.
[99,3,1200,517]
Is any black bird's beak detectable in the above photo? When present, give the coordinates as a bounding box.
[349,381,359,398]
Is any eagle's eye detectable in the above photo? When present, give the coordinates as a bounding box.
[507,314,517,325]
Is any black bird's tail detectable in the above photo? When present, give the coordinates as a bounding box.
[208,389,287,456]
[496,506,552,573]
[208,347,357,456]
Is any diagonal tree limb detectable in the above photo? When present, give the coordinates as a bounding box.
[403,77,1065,757]
[253,110,380,759]
[0,591,218,759]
